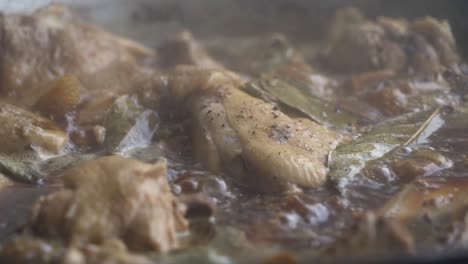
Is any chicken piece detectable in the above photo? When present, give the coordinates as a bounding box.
[75,90,120,127]
[363,178,468,251]
[379,177,468,221]
[170,67,341,192]
[32,75,83,120]
[391,149,452,182]
[325,21,406,73]
[343,72,458,120]
[158,30,224,69]
[28,156,187,252]
[74,65,164,128]
[412,17,459,66]
[0,104,67,155]
[222,88,340,191]
[327,7,367,41]
[324,9,459,75]
[0,237,63,264]
[377,16,410,39]
[407,34,442,74]
[337,62,460,119]
[190,96,244,179]
[0,4,154,108]
[0,237,153,264]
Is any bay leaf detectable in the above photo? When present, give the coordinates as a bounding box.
[329,107,444,190]
[242,76,357,130]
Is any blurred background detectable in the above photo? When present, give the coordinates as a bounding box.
[1,0,467,58]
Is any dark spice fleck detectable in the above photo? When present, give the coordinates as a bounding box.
[269,125,293,144]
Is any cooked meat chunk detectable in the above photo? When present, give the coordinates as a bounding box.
[0,104,67,154]
[191,95,244,178]
[324,9,460,75]
[32,75,82,120]
[221,88,340,192]
[0,237,63,264]
[380,177,468,221]
[0,4,154,108]
[326,21,406,73]
[412,17,459,66]
[74,65,164,128]
[327,7,367,42]
[28,156,187,252]
[75,90,120,127]
[391,149,451,182]
[0,4,161,151]
[158,30,224,69]
[0,237,153,264]
[169,67,341,192]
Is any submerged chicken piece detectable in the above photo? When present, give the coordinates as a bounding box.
[391,149,452,182]
[324,8,460,75]
[324,213,415,258]
[28,156,187,252]
[169,67,341,192]
[0,4,154,107]
[379,177,468,222]
[326,180,468,259]
[357,178,468,252]
[0,104,67,155]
